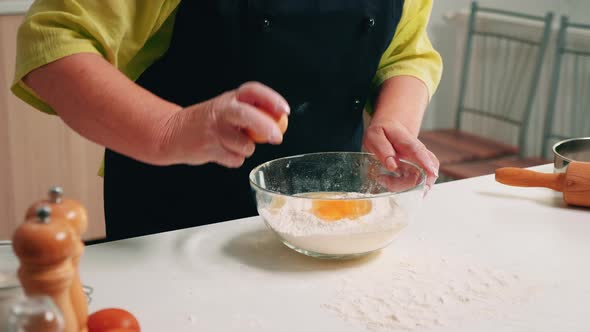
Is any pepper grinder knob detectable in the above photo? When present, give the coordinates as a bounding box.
[36,206,52,223]
[48,187,64,204]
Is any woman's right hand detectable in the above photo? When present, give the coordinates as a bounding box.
[157,82,290,168]
[23,54,289,168]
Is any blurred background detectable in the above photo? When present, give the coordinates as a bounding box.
[1,0,589,240]
[427,0,589,131]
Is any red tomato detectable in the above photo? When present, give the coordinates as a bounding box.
[87,308,140,332]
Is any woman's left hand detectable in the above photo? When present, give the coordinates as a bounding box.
[363,119,439,192]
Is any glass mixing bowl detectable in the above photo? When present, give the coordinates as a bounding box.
[249,152,426,259]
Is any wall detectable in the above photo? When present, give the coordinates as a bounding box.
[0,14,106,241]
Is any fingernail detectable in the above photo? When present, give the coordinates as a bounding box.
[385,156,397,171]
[278,101,290,115]
[429,163,438,177]
[422,184,431,198]
[270,128,283,144]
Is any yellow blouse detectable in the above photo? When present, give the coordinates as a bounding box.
[12,0,442,115]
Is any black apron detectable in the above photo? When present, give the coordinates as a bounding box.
[104,0,404,240]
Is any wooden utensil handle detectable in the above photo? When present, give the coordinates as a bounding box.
[495,167,565,192]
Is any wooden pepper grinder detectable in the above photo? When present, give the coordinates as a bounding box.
[12,206,78,332]
[26,187,89,332]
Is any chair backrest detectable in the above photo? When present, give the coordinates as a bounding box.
[455,2,554,156]
[541,16,590,158]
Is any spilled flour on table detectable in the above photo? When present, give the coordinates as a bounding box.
[322,255,536,331]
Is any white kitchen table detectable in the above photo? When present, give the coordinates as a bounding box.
[3,164,590,331]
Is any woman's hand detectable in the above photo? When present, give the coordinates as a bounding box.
[157,82,290,167]
[365,75,438,192]
[23,54,289,168]
[363,119,439,191]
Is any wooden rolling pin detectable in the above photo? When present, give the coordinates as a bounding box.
[495,161,590,207]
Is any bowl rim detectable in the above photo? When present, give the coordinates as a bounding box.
[248,151,426,200]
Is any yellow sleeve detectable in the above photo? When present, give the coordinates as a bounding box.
[374,0,443,99]
[11,0,180,115]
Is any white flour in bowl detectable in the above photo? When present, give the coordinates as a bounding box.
[258,192,411,255]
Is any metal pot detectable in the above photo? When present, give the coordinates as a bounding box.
[553,137,590,173]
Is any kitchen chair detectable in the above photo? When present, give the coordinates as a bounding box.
[420,2,554,169]
[441,16,590,179]
[540,16,590,157]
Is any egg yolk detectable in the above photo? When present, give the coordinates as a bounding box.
[307,192,372,222]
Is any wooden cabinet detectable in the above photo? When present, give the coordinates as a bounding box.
[0,15,106,240]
